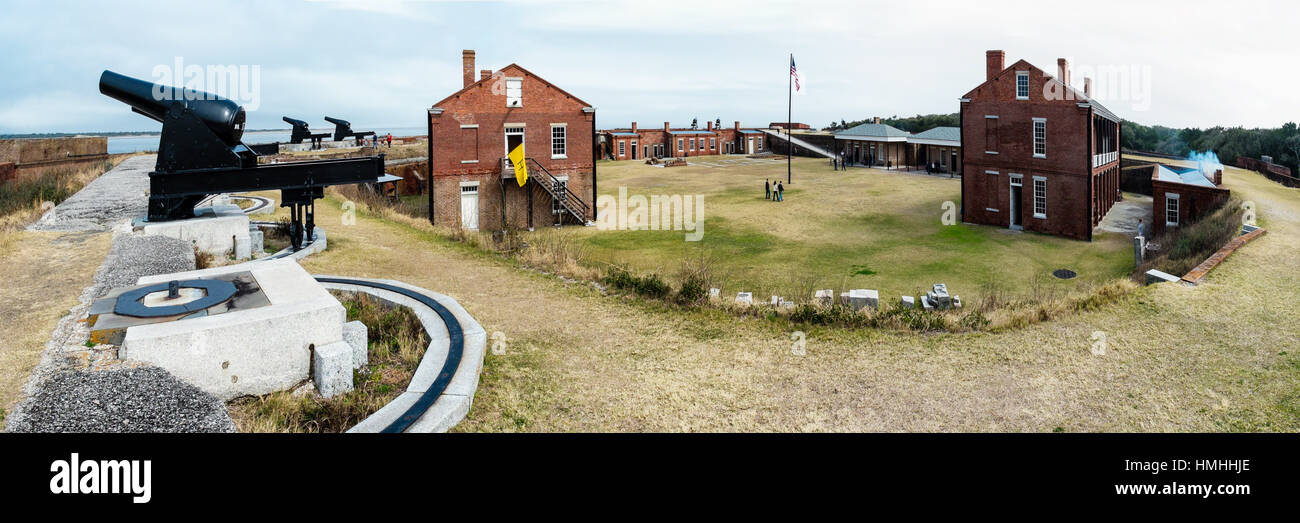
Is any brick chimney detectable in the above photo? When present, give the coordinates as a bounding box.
[1084,77,1092,97]
[664,122,671,132]
[1057,58,1070,86]
[707,120,713,131]
[631,122,637,132]
[986,50,1005,82]
[873,116,881,124]
[1213,169,1223,185]
[462,50,476,88]
[734,121,740,130]
[480,69,493,82]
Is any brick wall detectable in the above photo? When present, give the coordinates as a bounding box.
[1151,180,1230,236]
[962,57,1097,240]
[0,162,14,183]
[429,60,594,229]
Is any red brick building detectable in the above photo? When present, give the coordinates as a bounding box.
[428,50,595,231]
[1150,164,1229,236]
[960,50,1122,241]
[601,120,766,160]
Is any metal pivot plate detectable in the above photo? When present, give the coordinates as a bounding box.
[114,279,238,318]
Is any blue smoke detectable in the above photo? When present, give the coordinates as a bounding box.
[1187,150,1222,175]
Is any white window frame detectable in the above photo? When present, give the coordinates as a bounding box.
[677,138,684,152]
[1165,193,1180,227]
[618,140,625,157]
[1032,118,1047,159]
[690,138,696,151]
[1016,71,1029,100]
[550,123,567,159]
[709,137,716,150]
[505,78,523,107]
[757,137,763,149]
[1032,175,1047,219]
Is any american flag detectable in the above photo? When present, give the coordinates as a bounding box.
[790,56,800,92]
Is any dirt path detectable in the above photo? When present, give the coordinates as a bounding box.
[301,163,1300,432]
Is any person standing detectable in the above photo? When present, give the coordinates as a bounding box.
[776,181,784,202]
[765,179,771,200]
[387,133,393,148]
[1136,218,1145,239]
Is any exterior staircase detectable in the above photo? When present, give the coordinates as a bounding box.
[500,157,591,227]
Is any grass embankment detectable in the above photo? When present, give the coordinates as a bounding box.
[339,157,1136,332]
[227,292,428,432]
[238,157,1300,432]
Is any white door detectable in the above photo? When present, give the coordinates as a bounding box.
[460,185,479,230]
[747,138,754,154]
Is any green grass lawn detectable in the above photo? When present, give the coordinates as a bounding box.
[556,156,1132,302]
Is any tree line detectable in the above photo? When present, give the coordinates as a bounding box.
[1121,120,1300,173]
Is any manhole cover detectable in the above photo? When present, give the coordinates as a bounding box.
[1053,269,1077,279]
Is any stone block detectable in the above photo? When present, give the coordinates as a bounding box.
[901,295,915,309]
[770,295,781,306]
[813,289,833,306]
[921,297,935,310]
[343,320,369,369]
[847,289,879,311]
[1145,269,1181,285]
[138,205,252,260]
[735,292,753,306]
[249,228,264,254]
[312,341,354,398]
[122,259,346,400]
[953,296,962,308]
[708,288,720,301]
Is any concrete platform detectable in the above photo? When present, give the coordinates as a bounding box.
[121,259,347,401]
[135,204,254,260]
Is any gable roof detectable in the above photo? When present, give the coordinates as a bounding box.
[836,122,911,139]
[432,63,592,109]
[909,126,960,143]
[962,58,1118,122]
[1155,165,1218,188]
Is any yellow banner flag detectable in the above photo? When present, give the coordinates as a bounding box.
[508,143,528,187]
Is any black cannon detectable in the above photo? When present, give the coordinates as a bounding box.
[324,116,376,145]
[99,70,400,250]
[283,116,330,149]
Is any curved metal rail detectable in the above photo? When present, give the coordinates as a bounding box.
[313,277,465,433]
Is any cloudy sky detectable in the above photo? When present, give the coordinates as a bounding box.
[0,0,1293,134]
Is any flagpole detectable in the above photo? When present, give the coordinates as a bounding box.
[787,53,792,185]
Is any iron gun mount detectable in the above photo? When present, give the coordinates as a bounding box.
[283,116,330,149]
[324,116,376,144]
[99,70,400,250]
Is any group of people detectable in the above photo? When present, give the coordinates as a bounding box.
[765,178,786,202]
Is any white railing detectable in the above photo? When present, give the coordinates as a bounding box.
[1093,151,1118,167]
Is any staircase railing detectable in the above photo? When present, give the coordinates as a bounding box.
[499,157,591,225]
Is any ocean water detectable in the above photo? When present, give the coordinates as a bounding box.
[107,126,427,154]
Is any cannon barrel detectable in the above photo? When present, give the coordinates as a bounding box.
[283,116,309,129]
[324,116,350,127]
[99,70,246,146]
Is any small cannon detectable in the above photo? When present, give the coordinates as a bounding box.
[324,116,376,145]
[283,116,330,149]
[100,70,400,250]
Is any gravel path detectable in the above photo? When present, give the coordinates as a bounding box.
[4,367,235,433]
[5,219,239,432]
[27,154,154,232]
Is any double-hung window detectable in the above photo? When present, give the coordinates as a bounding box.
[1033,176,1047,218]
[1032,118,1047,158]
[550,124,566,159]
